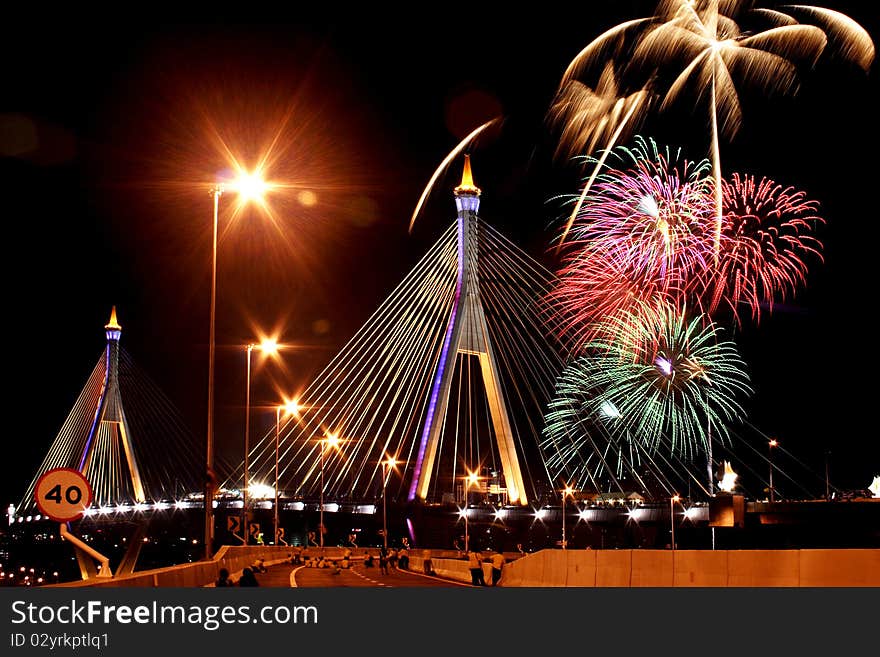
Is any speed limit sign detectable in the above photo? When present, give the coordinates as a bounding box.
[35,468,93,522]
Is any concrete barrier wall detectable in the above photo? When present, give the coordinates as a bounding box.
[53,546,880,587]
[53,545,302,588]
[500,549,880,587]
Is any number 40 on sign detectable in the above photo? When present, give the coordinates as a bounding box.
[35,468,94,522]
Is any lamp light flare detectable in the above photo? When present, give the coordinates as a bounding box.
[258,338,279,355]
[230,170,270,204]
[283,399,301,416]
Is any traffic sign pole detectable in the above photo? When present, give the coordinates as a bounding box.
[36,468,112,579]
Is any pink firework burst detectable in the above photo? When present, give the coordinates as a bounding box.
[703,173,824,323]
[550,137,716,352]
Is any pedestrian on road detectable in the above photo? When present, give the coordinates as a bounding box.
[490,551,505,586]
[215,568,232,587]
[238,567,259,587]
[398,547,409,570]
[467,550,485,586]
[379,546,389,575]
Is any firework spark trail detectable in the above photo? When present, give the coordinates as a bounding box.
[704,172,824,323]
[544,303,752,463]
[631,0,828,258]
[781,5,875,71]
[408,118,499,232]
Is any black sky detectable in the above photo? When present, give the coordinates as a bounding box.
[3,3,878,506]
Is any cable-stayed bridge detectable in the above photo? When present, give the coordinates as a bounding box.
[239,156,564,507]
[17,308,204,515]
[11,157,865,580]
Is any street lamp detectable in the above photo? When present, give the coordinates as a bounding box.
[381,456,398,550]
[242,338,280,542]
[768,439,778,503]
[319,433,342,549]
[203,170,271,559]
[670,494,680,550]
[274,399,301,546]
[561,485,575,550]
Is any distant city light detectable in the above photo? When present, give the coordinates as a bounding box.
[248,483,275,499]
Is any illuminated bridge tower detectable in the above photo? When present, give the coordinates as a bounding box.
[408,156,529,505]
[78,307,146,504]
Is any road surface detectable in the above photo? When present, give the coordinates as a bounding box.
[256,562,470,588]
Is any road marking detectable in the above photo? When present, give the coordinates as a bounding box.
[290,565,306,588]
[393,566,474,587]
[351,567,388,587]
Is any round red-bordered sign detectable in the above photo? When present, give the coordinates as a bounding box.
[34,468,93,522]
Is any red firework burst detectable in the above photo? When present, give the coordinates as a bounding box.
[704,173,824,323]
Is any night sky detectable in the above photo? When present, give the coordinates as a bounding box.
[3,3,878,507]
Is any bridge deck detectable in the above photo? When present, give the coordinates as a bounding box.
[252,562,466,588]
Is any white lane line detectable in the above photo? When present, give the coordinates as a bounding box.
[393,566,474,587]
[350,567,389,587]
[290,565,306,588]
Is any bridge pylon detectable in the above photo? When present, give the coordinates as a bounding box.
[408,156,529,505]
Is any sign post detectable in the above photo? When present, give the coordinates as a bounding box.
[35,468,113,579]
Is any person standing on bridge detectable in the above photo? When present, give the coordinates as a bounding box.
[238,567,259,587]
[490,551,505,586]
[215,568,232,587]
[467,550,485,586]
[379,546,389,575]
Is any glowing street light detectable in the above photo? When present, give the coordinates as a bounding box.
[230,171,270,205]
[381,455,398,550]
[274,399,301,546]
[768,439,778,503]
[561,485,575,550]
[203,169,273,560]
[242,338,282,542]
[319,433,342,549]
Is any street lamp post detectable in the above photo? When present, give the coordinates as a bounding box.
[203,171,271,560]
[204,183,223,559]
[242,343,254,543]
[561,485,574,550]
[319,434,341,550]
[670,495,680,550]
[274,406,280,545]
[768,439,778,502]
[381,456,397,550]
[242,339,279,542]
[462,471,479,553]
[274,400,300,546]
